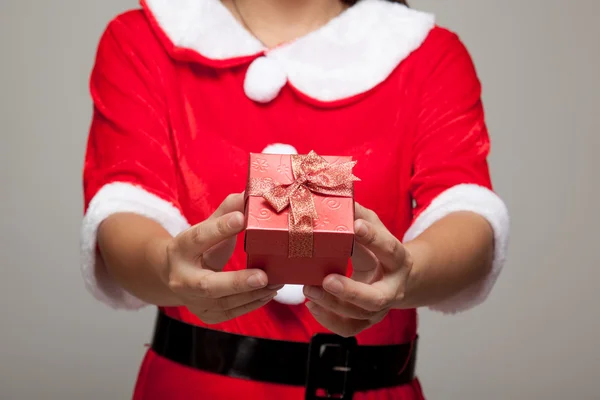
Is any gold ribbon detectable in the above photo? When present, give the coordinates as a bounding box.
[247,151,359,258]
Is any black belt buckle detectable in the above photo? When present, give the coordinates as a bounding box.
[305,333,357,400]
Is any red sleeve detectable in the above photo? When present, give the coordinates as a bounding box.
[404,29,510,314]
[84,12,179,211]
[410,30,492,218]
[80,12,189,310]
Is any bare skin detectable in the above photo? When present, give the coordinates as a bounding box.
[98,193,493,331]
[303,205,494,337]
[221,0,349,48]
[98,193,282,324]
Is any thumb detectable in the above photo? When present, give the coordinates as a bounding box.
[200,236,237,272]
[350,242,380,284]
[209,193,246,220]
[176,211,245,260]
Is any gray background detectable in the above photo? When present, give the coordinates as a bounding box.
[1,0,598,399]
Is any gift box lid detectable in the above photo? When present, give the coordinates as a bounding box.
[244,153,355,258]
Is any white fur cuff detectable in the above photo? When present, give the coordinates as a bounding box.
[80,182,190,310]
[403,184,510,314]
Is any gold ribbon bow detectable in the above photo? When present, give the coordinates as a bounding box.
[248,151,359,258]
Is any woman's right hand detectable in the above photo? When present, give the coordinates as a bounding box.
[163,193,281,324]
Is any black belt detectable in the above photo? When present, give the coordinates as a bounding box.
[151,311,417,399]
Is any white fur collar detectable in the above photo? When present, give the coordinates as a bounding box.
[144,0,435,103]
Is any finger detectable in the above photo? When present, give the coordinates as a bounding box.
[209,287,280,311]
[195,269,269,298]
[354,202,379,224]
[303,286,377,320]
[209,193,245,220]
[200,292,276,325]
[305,302,370,338]
[170,268,268,298]
[354,219,406,270]
[320,274,395,312]
[177,211,245,257]
[350,242,380,284]
[201,236,237,271]
[354,202,368,220]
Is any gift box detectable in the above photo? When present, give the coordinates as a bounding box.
[244,151,359,286]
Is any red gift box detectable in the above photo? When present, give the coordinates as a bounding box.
[244,151,359,286]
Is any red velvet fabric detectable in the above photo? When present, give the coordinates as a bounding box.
[83,9,493,399]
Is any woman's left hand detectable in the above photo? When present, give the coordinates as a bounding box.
[303,203,414,337]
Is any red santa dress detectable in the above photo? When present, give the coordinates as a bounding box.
[80,0,510,399]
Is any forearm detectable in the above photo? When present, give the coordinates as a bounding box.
[401,211,495,309]
[97,213,182,307]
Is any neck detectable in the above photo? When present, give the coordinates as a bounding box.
[223,0,348,48]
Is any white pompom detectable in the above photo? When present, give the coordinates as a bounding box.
[274,284,306,305]
[262,143,298,155]
[244,56,288,103]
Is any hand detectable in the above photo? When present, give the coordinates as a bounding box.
[164,193,281,324]
[303,203,413,337]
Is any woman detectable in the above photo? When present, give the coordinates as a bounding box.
[80,0,510,398]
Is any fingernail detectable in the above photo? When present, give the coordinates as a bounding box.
[355,220,368,238]
[304,286,324,300]
[324,278,343,295]
[268,284,285,290]
[247,274,266,288]
[228,213,244,230]
[306,302,320,316]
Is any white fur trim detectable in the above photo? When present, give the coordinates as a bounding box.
[244,57,288,103]
[145,0,264,60]
[274,284,306,305]
[80,182,190,310]
[144,0,435,103]
[268,0,435,102]
[403,184,510,314]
